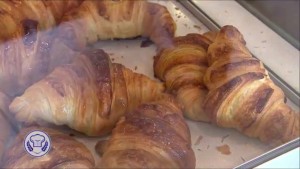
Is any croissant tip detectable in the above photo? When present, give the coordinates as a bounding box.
[9,97,24,114]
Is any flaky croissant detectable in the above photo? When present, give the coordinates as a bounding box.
[203,25,299,145]
[2,126,95,168]
[154,34,212,121]
[0,92,12,161]
[0,0,82,97]
[9,49,165,136]
[99,96,195,169]
[57,0,176,50]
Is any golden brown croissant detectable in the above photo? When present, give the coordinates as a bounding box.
[0,0,82,40]
[0,0,82,97]
[57,0,176,50]
[2,126,95,168]
[99,96,195,169]
[0,92,13,161]
[154,34,212,122]
[9,49,165,136]
[203,31,217,42]
[203,25,299,145]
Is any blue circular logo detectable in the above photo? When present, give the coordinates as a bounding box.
[24,130,51,157]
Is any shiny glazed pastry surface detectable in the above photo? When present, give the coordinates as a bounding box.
[100,96,195,169]
[203,25,299,146]
[0,0,82,97]
[9,49,165,136]
[0,0,175,97]
[154,34,212,122]
[57,0,176,50]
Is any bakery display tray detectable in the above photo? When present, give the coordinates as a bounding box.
[4,0,300,168]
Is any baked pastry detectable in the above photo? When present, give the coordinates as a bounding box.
[0,0,82,97]
[0,0,82,40]
[203,25,299,145]
[203,31,217,42]
[0,92,12,162]
[9,49,165,136]
[154,34,212,121]
[99,96,195,169]
[2,126,95,168]
[57,0,176,50]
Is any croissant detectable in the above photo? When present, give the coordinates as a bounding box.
[57,0,176,50]
[99,96,195,169]
[203,31,217,42]
[9,49,165,136]
[0,0,82,97]
[0,92,12,161]
[203,25,299,145]
[2,126,95,168]
[154,34,212,121]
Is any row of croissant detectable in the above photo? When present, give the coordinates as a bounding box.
[1,26,299,168]
[2,1,187,168]
[0,0,299,168]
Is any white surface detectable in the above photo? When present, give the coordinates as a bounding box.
[192,0,300,93]
[255,148,300,169]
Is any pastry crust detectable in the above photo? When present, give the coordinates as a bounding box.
[2,126,95,168]
[9,49,165,136]
[203,25,299,145]
[0,92,12,162]
[154,34,212,121]
[57,0,176,50]
[100,96,195,169]
[0,0,82,97]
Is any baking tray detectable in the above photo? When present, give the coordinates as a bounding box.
[2,0,299,168]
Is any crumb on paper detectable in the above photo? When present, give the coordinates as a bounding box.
[260,31,264,34]
[224,10,228,13]
[216,144,231,155]
[197,149,201,151]
[193,25,202,31]
[194,135,203,146]
[134,66,138,70]
[184,23,188,27]
[207,145,210,149]
[175,7,179,10]
[111,58,115,61]
[221,134,230,143]
[121,55,124,58]
[241,156,246,162]
[177,15,181,19]
[261,40,267,43]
